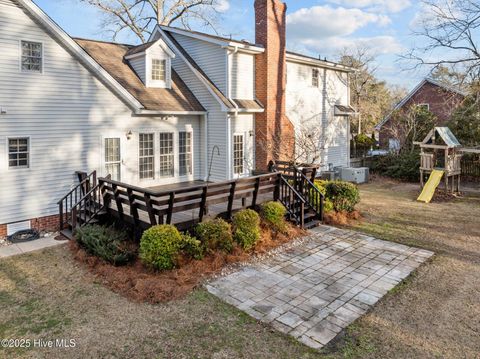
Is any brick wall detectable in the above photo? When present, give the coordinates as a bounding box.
[379,81,465,148]
[0,214,59,239]
[254,0,295,171]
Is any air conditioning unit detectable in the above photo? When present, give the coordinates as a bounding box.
[340,167,369,184]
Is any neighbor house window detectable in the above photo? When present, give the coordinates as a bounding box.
[418,103,430,111]
[152,59,166,81]
[105,138,121,181]
[21,41,42,73]
[179,132,192,176]
[159,132,174,178]
[139,133,155,179]
[312,69,319,87]
[233,134,244,175]
[8,138,29,168]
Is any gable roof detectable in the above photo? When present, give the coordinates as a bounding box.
[160,29,264,113]
[75,38,205,113]
[375,78,467,130]
[420,127,461,148]
[286,51,354,73]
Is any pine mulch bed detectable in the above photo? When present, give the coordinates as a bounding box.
[69,225,305,303]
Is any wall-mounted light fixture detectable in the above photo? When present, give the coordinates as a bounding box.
[249,130,254,137]
[0,107,7,115]
[126,130,133,140]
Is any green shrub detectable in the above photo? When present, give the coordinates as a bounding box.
[312,180,334,213]
[372,151,420,182]
[260,201,287,233]
[139,225,183,271]
[75,225,135,266]
[232,209,261,250]
[180,233,204,260]
[324,181,360,213]
[195,219,233,253]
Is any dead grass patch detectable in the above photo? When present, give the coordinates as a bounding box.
[69,225,304,304]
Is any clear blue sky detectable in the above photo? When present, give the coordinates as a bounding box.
[35,0,430,89]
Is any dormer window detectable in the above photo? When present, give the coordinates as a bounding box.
[124,38,175,89]
[152,59,166,81]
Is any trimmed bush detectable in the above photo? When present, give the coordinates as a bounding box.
[139,225,183,271]
[75,225,135,266]
[195,218,233,253]
[233,209,261,250]
[324,181,360,213]
[312,180,334,213]
[260,201,287,233]
[180,233,204,260]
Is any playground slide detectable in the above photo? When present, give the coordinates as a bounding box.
[417,170,444,203]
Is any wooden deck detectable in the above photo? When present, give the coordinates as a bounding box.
[98,174,280,232]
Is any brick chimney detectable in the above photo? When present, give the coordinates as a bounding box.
[254,0,295,170]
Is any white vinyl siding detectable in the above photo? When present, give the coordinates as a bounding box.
[229,51,255,99]
[0,0,204,225]
[286,61,350,169]
[171,33,228,94]
[129,56,146,84]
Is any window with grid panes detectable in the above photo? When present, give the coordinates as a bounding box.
[152,59,166,81]
[139,133,155,179]
[159,132,174,177]
[21,41,42,73]
[179,132,192,176]
[233,134,244,175]
[8,138,29,168]
[105,138,121,181]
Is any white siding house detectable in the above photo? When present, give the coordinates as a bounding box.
[286,55,352,170]
[0,0,353,235]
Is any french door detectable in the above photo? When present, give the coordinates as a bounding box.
[104,137,122,181]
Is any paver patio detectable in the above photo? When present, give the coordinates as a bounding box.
[206,225,434,349]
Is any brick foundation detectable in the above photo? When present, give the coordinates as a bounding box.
[254,0,295,171]
[0,214,59,238]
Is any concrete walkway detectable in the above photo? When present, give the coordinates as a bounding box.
[0,234,67,258]
[206,225,434,350]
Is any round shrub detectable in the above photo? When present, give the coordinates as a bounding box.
[260,201,287,233]
[324,181,360,213]
[233,209,261,250]
[195,218,233,253]
[139,225,183,271]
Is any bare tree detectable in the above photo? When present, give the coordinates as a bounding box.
[406,0,480,85]
[80,0,226,43]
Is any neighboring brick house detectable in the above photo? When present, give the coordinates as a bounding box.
[376,78,466,150]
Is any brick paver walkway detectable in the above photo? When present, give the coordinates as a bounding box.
[206,225,434,349]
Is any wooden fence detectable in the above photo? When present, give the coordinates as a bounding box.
[98,173,282,232]
[461,157,480,179]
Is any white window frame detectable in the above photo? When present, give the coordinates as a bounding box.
[151,59,166,81]
[159,132,175,178]
[178,131,193,178]
[146,56,171,88]
[19,40,44,74]
[417,103,430,111]
[233,133,245,176]
[104,137,122,181]
[139,132,156,180]
[7,136,30,170]
[312,68,319,87]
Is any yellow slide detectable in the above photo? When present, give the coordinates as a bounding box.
[417,170,444,203]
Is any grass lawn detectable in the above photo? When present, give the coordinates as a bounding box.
[1,178,479,358]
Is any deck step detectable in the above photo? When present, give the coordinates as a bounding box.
[304,219,321,229]
[59,229,74,240]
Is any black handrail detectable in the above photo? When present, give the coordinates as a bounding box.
[294,166,324,221]
[278,175,306,226]
[57,170,96,231]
